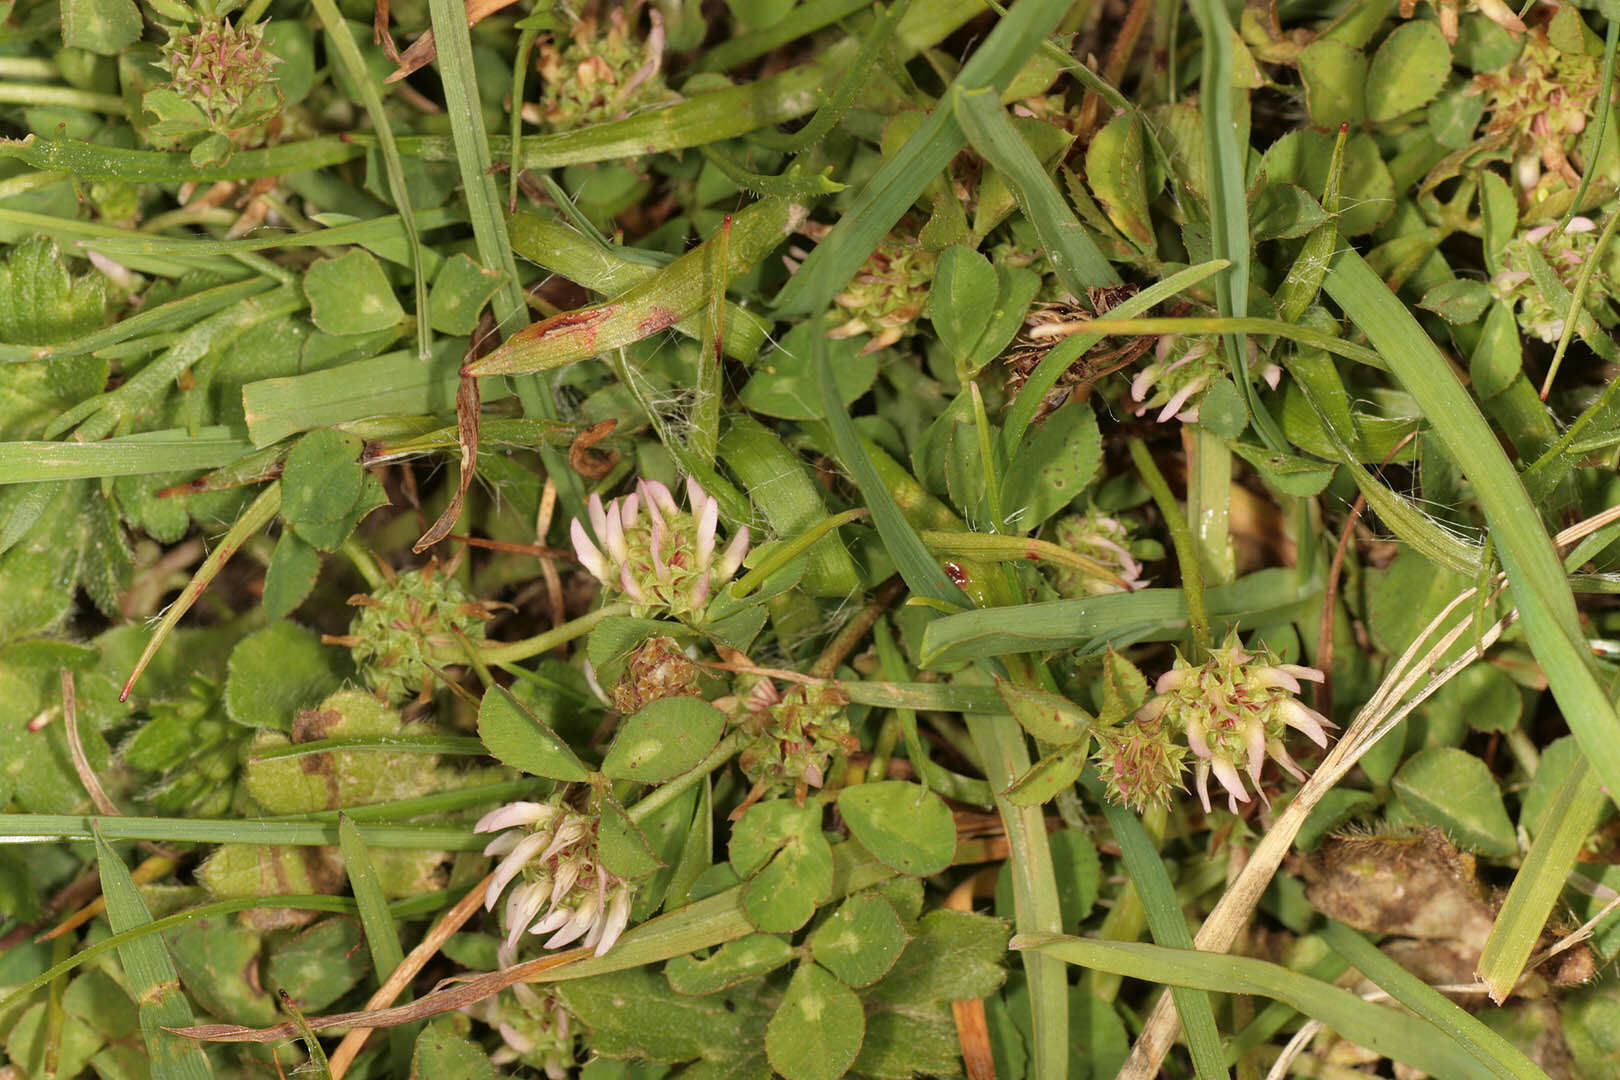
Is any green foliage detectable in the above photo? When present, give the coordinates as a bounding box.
[477,684,592,780]
[304,250,406,336]
[838,781,957,876]
[0,238,108,348]
[602,697,727,783]
[1391,747,1518,857]
[6,1,1620,1075]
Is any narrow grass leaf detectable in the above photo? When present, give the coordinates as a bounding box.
[92,825,213,1079]
[248,735,488,763]
[1186,0,1289,451]
[0,427,256,484]
[920,569,1319,665]
[815,327,964,605]
[307,0,430,359]
[695,0,870,72]
[279,990,333,1079]
[1324,250,1620,815]
[121,481,281,700]
[508,213,769,360]
[1319,921,1548,1080]
[1098,801,1227,1080]
[426,0,525,328]
[964,711,1068,1080]
[1017,934,1483,1080]
[953,86,1118,297]
[1477,760,1605,1002]
[470,197,799,377]
[0,277,272,363]
[774,0,1072,317]
[339,814,416,1071]
[1002,260,1229,450]
[3,814,486,849]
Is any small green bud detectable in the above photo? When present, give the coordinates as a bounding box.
[347,562,491,704]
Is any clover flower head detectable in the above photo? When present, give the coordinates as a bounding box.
[1049,511,1154,597]
[570,476,750,621]
[1401,0,1524,44]
[1129,336,1281,425]
[736,681,857,800]
[794,224,935,352]
[611,635,702,713]
[1492,215,1616,342]
[532,2,674,130]
[1139,631,1335,814]
[153,17,283,142]
[466,989,576,1078]
[344,561,491,704]
[1093,710,1190,813]
[1473,26,1602,193]
[476,798,635,959]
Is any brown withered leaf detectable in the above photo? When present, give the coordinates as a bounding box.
[413,367,480,552]
[568,418,619,479]
[381,0,521,83]
[1304,827,1494,946]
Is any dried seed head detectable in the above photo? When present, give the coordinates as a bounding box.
[611,636,702,713]
[735,682,856,800]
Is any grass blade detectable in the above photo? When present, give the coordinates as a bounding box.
[1476,759,1605,1002]
[0,277,272,363]
[0,427,256,484]
[1185,0,1288,452]
[307,0,430,360]
[815,324,964,605]
[1098,800,1227,1079]
[817,316,1066,1078]
[2,814,486,849]
[121,481,281,700]
[92,825,213,1079]
[1323,251,1620,815]
[425,0,525,329]
[774,0,1072,317]
[249,736,489,763]
[953,86,1119,297]
[1001,259,1228,451]
[469,197,800,377]
[919,568,1319,666]
[507,213,770,361]
[1319,921,1548,1080]
[339,814,416,1072]
[964,712,1069,1080]
[1017,933,1484,1080]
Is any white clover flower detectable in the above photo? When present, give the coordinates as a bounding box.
[475,799,635,959]
[570,477,749,621]
[1049,511,1154,597]
[1129,336,1281,424]
[464,988,576,1078]
[1492,215,1615,343]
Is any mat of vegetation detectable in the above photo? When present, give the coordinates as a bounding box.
[3,0,1620,1077]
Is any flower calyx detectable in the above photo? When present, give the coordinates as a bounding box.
[735,679,856,807]
[339,560,492,705]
